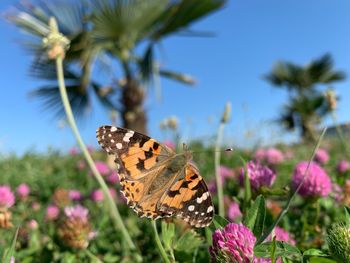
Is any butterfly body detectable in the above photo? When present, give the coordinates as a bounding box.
[96,126,214,227]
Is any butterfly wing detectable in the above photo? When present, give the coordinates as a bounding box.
[96,126,176,218]
[96,126,214,227]
[158,163,214,227]
[96,126,174,179]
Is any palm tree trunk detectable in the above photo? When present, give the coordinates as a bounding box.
[301,120,317,142]
[121,79,147,134]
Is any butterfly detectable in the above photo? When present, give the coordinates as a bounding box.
[96,126,214,228]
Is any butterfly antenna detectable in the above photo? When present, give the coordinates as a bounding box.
[191,148,234,155]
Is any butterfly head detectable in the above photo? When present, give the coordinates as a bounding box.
[181,143,193,162]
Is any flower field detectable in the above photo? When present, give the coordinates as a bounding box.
[0,137,349,262]
[1,0,349,262]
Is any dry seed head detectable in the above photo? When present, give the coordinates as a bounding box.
[58,218,92,249]
[181,74,196,85]
[221,102,231,123]
[58,205,95,249]
[53,188,71,208]
[42,17,70,59]
[0,209,13,229]
[167,116,178,130]
[325,88,337,110]
[160,116,178,130]
[343,181,350,205]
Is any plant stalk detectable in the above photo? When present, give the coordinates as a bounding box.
[215,122,225,218]
[239,156,251,212]
[256,128,327,245]
[152,221,171,263]
[55,56,139,256]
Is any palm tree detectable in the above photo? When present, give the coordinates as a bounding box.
[265,54,346,141]
[7,0,225,133]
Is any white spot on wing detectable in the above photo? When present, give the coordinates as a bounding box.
[188,205,195,211]
[116,143,122,149]
[123,131,135,142]
[207,206,213,213]
[110,127,117,132]
[203,192,209,200]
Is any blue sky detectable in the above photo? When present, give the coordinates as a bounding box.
[1,0,350,155]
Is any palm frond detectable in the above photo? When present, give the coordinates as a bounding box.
[29,58,119,120]
[30,59,77,80]
[265,61,310,90]
[276,108,296,131]
[152,0,226,39]
[159,69,196,85]
[306,53,346,84]
[6,10,50,37]
[139,44,155,83]
[289,94,329,119]
[175,29,217,37]
[266,54,346,91]
[91,83,120,110]
[8,0,86,37]
[319,71,346,83]
[8,0,89,60]
[15,0,50,23]
[30,85,90,119]
[90,0,168,49]
[37,0,86,36]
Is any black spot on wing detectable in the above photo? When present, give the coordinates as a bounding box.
[167,189,180,197]
[136,158,145,170]
[191,182,202,191]
[145,150,153,158]
[153,142,160,150]
[139,137,149,147]
[180,180,189,188]
[190,174,198,180]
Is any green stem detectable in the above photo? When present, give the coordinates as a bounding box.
[152,221,171,263]
[215,123,225,218]
[271,236,277,263]
[313,199,320,227]
[299,212,308,247]
[239,156,251,212]
[169,249,175,262]
[205,227,213,246]
[55,56,139,257]
[255,128,327,245]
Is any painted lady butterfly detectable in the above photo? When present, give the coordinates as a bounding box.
[96,126,214,228]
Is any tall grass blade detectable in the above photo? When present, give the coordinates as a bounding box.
[256,128,327,245]
[2,228,19,263]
